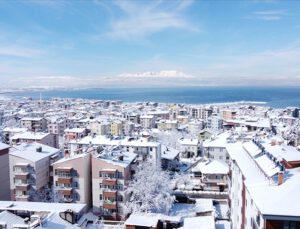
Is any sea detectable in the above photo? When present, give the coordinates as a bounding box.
[4,87,300,108]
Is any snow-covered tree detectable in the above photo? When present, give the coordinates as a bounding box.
[125,161,175,215]
[32,186,64,203]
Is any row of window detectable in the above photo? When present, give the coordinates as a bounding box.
[99,171,123,179]
[99,183,123,190]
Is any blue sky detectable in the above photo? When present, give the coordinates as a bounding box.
[0,0,300,88]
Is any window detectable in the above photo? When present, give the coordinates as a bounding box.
[99,194,103,200]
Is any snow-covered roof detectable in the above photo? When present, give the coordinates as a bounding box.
[262,142,300,162]
[21,117,44,121]
[202,132,230,148]
[0,211,25,229]
[227,142,300,217]
[64,128,86,133]
[125,214,159,227]
[170,199,213,218]
[95,149,137,168]
[3,127,28,133]
[11,131,49,140]
[192,159,229,175]
[243,141,261,157]
[178,138,198,146]
[183,216,215,229]
[71,135,160,148]
[0,201,86,213]
[0,142,9,151]
[10,143,59,162]
[161,145,180,160]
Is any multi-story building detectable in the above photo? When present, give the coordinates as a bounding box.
[20,117,47,132]
[64,128,87,142]
[9,143,61,201]
[69,136,161,166]
[207,114,223,130]
[47,117,68,136]
[0,143,10,200]
[2,127,28,144]
[89,119,110,135]
[189,107,213,121]
[157,120,178,131]
[227,140,300,229]
[92,147,136,220]
[52,151,91,207]
[178,137,199,158]
[140,115,155,129]
[110,120,123,136]
[11,131,59,148]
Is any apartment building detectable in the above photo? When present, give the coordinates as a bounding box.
[202,132,231,162]
[52,151,91,207]
[92,147,136,220]
[190,158,228,192]
[140,115,155,129]
[157,120,178,131]
[20,117,47,132]
[89,119,110,135]
[47,117,68,136]
[189,107,213,121]
[64,128,87,142]
[9,143,61,201]
[2,127,28,144]
[11,131,59,148]
[177,138,199,158]
[0,143,10,200]
[110,120,123,136]
[69,136,161,165]
[226,140,300,229]
[207,114,223,131]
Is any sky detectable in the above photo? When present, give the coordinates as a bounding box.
[0,0,300,88]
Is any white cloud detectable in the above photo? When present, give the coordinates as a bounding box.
[0,45,44,58]
[104,0,198,39]
[118,70,194,79]
[246,9,287,21]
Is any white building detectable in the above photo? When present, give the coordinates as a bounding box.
[9,143,61,201]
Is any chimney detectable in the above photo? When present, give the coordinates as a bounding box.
[271,140,276,146]
[36,146,42,152]
[278,172,284,185]
[64,149,70,158]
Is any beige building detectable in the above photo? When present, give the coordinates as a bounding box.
[110,120,123,136]
[89,120,110,135]
[20,117,47,132]
[92,147,136,220]
[157,120,178,131]
[0,143,10,200]
[9,143,60,201]
[52,151,91,207]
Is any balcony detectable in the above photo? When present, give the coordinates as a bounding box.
[103,201,117,209]
[102,179,117,186]
[58,188,73,196]
[103,191,117,198]
[15,184,30,191]
[15,195,30,201]
[14,174,29,180]
[58,177,72,184]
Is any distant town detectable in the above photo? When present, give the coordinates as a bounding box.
[0,97,299,229]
